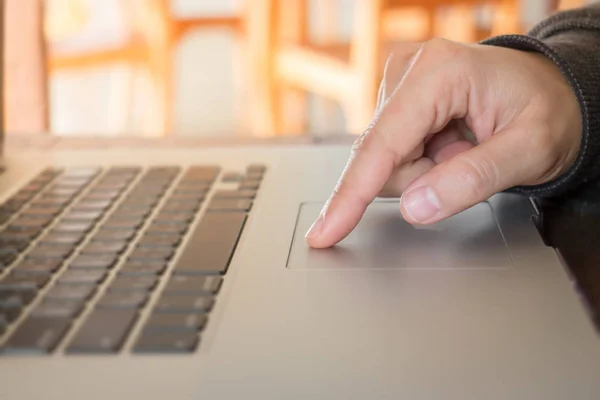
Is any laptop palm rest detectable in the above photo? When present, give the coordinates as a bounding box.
[287,200,512,270]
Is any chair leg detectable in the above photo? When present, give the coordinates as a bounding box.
[245,0,279,137]
[277,0,309,135]
[4,0,49,134]
[139,0,174,136]
[347,0,385,134]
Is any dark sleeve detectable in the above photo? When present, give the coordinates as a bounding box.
[480,5,600,199]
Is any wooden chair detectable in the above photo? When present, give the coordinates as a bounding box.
[252,0,522,137]
[3,0,49,134]
[46,0,245,136]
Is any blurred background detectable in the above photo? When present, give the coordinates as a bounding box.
[2,0,591,140]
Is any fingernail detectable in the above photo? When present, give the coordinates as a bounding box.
[306,214,325,239]
[401,186,441,223]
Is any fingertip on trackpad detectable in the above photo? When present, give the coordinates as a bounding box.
[287,200,512,270]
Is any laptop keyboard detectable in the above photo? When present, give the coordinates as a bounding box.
[0,164,265,354]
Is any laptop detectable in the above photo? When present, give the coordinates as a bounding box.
[1,6,599,400]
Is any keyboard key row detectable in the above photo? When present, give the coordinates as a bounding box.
[0,164,264,355]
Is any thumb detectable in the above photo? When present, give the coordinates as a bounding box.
[400,129,541,224]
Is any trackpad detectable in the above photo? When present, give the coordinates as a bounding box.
[287,200,512,270]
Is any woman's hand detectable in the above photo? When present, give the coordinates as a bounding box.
[306,38,582,248]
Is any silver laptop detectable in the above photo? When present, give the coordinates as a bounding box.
[1,7,599,400]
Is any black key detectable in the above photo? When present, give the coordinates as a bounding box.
[8,192,34,203]
[0,296,23,322]
[172,187,208,195]
[116,204,153,214]
[147,166,180,174]
[238,179,261,190]
[154,295,214,313]
[20,181,48,193]
[84,190,121,202]
[38,233,83,246]
[69,255,117,270]
[22,205,62,216]
[213,189,257,199]
[137,234,180,248]
[97,291,148,309]
[153,212,193,224]
[46,284,95,301]
[62,210,104,222]
[173,212,246,275]
[53,177,90,187]
[101,218,144,230]
[66,309,138,353]
[246,172,264,181]
[53,222,94,234]
[32,196,70,206]
[133,331,198,353]
[144,312,207,332]
[128,247,174,262]
[32,299,84,318]
[146,222,189,236]
[2,200,27,212]
[1,273,50,289]
[207,199,252,212]
[119,262,167,276]
[0,213,11,224]
[4,229,42,244]
[62,166,101,178]
[27,245,74,260]
[184,166,220,182]
[59,270,107,285]
[52,182,86,191]
[44,187,79,197]
[119,199,157,208]
[128,188,166,197]
[111,209,150,219]
[109,276,157,292]
[0,235,30,251]
[94,182,129,191]
[72,200,112,211]
[160,201,201,213]
[13,259,63,274]
[221,172,244,182]
[163,276,222,295]
[11,216,52,229]
[93,229,136,242]
[108,166,141,174]
[99,173,134,182]
[2,317,71,354]
[0,248,18,266]
[0,286,36,305]
[247,164,266,174]
[80,241,128,255]
[0,315,6,335]
[168,192,205,202]
[175,181,212,192]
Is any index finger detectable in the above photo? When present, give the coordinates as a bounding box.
[304,124,399,248]
[305,39,471,248]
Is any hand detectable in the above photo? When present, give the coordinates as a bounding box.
[306,38,582,248]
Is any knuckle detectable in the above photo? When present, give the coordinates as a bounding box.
[422,38,466,61]
[351,126,373,154]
